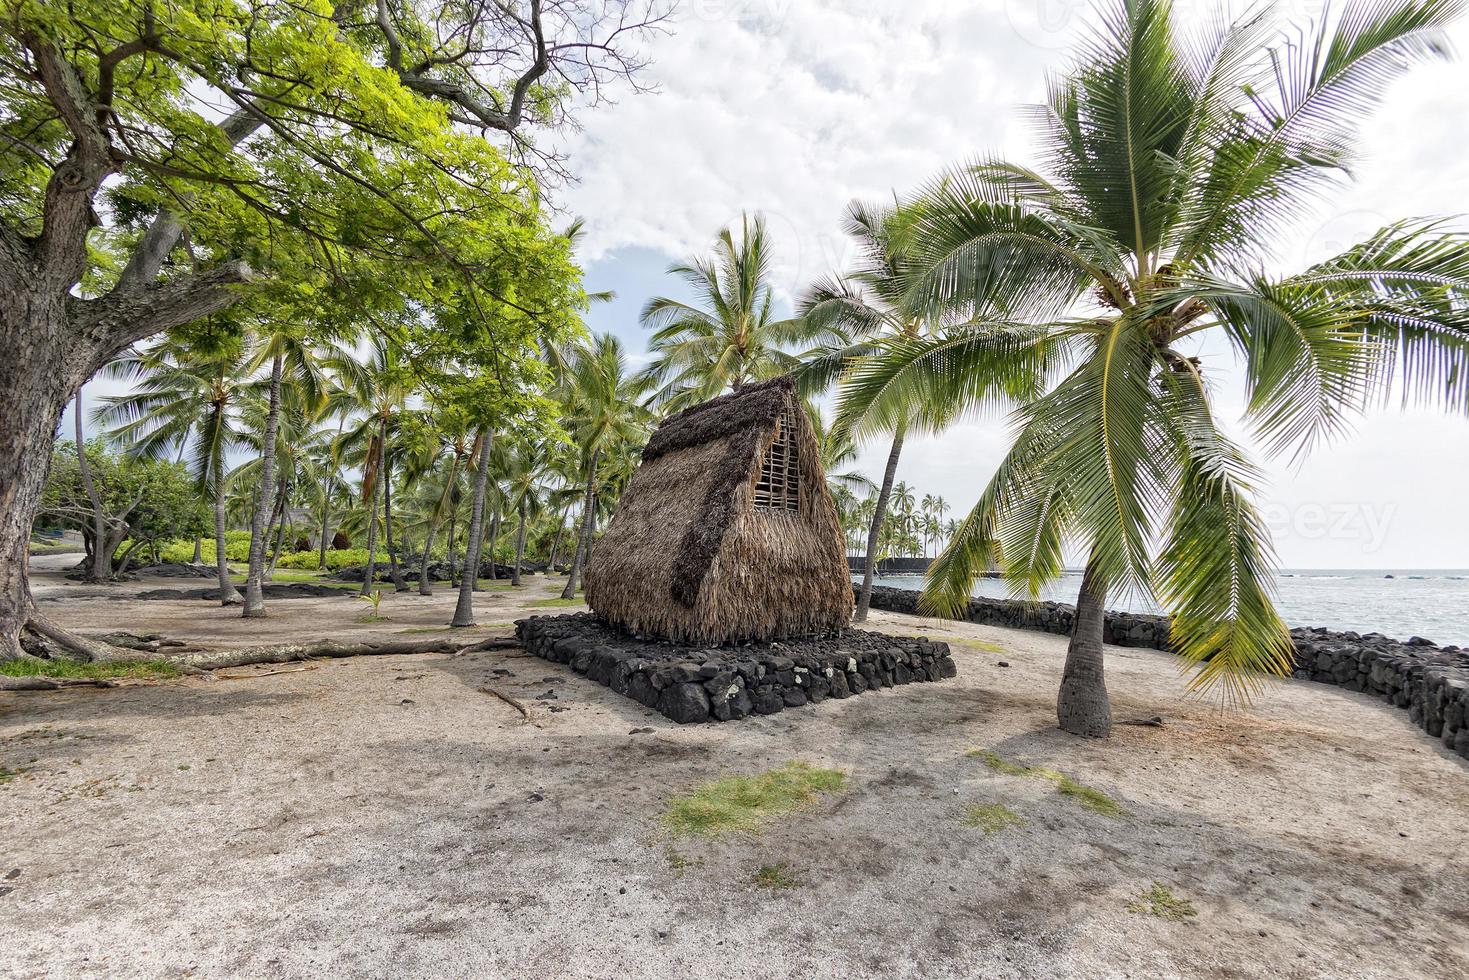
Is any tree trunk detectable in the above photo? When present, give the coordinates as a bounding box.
[855,423,906,624]
[242,350,283,617]
[418,519,438,596]
[381,432,408,592]
[1057,555,1112,738]
[547,509,566,572]
[73,392,111,583]
[452,429,493,627]
[266,479,290,577]
[511,504,527,586]
[192,536,203,564]
[482,508,501,585]
[360,444,382,597]
[446,515,459,588]
[561,454,599,600]
[213,474,243,606]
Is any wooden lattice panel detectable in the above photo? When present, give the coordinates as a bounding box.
[754,410,800,513]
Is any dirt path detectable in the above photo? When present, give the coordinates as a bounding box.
[3,567,1466,978]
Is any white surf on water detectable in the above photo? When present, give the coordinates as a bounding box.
[864,569,1469,647]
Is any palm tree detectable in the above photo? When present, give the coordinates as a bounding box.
[640,213,830,408]
[96,331,254,605]
[327,337,415,596]
[802,201,1035,619]
[502,441,550,586]
[558,334,654,599]
[847,0,1469,736]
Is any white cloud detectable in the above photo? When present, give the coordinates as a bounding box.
[555,0,1469,568]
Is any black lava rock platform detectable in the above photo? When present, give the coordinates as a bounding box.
[514,612,958,723]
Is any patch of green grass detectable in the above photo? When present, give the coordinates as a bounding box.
[475,580,522,591]
[0,658,181,681]
[397,626,452,634]
[0,765,22,785]
[752,863,799,889]
[1127,883,1198,921]
[662,761,847,837]
[967,749,1127,819]
[966,748,1032,777]
[1044,770,1128,818]
[956,638,1005,655]
[530,597,585,607]
[963,803,1025,834]
[266,569,327,582]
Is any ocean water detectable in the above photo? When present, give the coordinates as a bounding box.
[864,569,1469,647]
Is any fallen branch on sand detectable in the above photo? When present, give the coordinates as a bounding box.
[174,636,517,672]
[0,675,118,691]
[478,686,531,719]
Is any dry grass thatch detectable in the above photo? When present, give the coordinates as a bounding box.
[585,376,854,644]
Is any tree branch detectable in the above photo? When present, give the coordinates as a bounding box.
[72,260,255,370]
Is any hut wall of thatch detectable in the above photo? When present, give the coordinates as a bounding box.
[584,377,853,645]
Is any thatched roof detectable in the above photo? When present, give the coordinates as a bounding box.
[584,375,853,644]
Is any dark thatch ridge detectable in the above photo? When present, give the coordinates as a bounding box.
[668,423,764,608]
[584,371,852,644]
[641,375,793,463]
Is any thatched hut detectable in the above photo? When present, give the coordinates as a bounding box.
[584,376,854,645]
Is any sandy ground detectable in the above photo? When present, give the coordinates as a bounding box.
[3,559,1468,979]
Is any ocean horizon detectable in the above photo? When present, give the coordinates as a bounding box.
[865,568,1469,648]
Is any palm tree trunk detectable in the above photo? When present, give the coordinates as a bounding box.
[452,429,493,627]
[191,536,202,564]
[360,458,382,597]
[418,520,438,596]
[242,351,283,617]
[483,509,501,583]
[214,476,242,606]
[266,480,290,577]
[73,392,111,583]
[855,422,906,623]
[382,445,408,592]
[561,453,598,599]
[511,504,527,586]
[547,508,566,571]
[1057,555,1112,738]
[446,515,458,587]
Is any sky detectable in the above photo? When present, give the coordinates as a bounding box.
[546,0,1469,570]
[63,0,1469,570]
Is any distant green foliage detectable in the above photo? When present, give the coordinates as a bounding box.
[662,761,847,837]
[967,748,1127,818]
[158,530,252,564]
[42,441,208,567]
[1127,883,1198,921]
[963,803,1024,834]
[0,658,181,680]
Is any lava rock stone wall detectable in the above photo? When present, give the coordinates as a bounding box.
[515,612,958,724]
[859,585,1469,761]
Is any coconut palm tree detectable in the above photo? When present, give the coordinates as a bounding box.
[640,213,831,408]
[502,441,551,586]
[844,0,1469,736]
[327,337,415,595]
[559,334,654,598]
[95,330,255,605]
[802,201,1042,619]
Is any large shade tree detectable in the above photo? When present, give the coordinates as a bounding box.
[0,0,664,660]
[843,0,1469,736]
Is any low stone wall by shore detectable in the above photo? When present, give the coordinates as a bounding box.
[515,612,957,724]
[859,585,1469,761]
